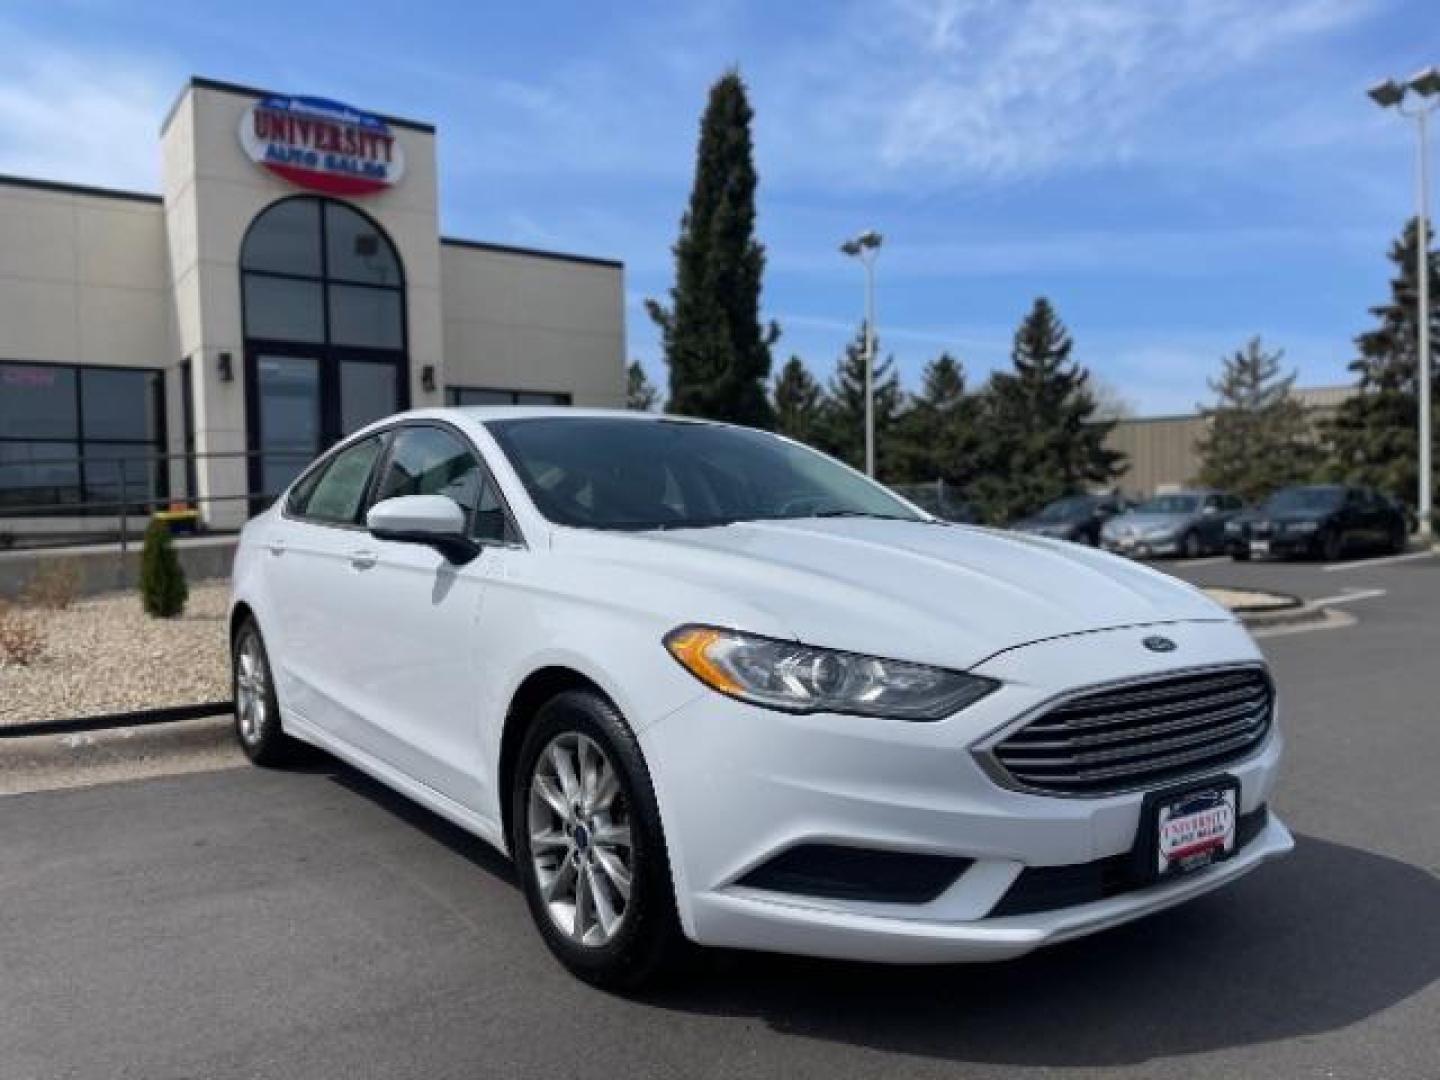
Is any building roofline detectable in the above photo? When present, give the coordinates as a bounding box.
[0,173,161,205]
[440,236,623,270]
[162,76,437,136]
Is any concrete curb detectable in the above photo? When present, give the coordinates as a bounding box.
[1235,602,1330,630]
[0,715,242,796]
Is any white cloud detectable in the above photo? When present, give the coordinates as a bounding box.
[0,31,174,190]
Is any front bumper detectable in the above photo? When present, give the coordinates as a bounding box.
[1102,535,1179,558]
[641,618,1287,963]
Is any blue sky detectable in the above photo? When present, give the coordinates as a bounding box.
[0,0,1436,414]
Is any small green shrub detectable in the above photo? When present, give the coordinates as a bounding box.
[139,518,188,618]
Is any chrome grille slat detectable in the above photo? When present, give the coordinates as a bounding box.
[988,666,1273,795]
[1046,670,1257,713]
[1000,700,1267,752]
[1033,683,1268,733]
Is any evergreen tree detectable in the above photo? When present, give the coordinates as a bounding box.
[645,70,777,427]
[772,356,825,445]
[1196,337,1319,504]
[815,323,904,476]
[894,352,983,487]
[972,298,1124,523]
[139,518,188,618]
[1323,218,1439,520]
[626,360,659,411]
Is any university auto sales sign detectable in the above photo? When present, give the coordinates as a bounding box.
[239,95,405,196]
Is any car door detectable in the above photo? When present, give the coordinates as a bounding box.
[264,433,388,744]
[1197,493,1227,549]
[335,421,516,811]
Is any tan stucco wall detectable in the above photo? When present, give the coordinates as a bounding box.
[440,243,625,407]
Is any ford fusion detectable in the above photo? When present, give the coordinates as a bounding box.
[230,409,1291,988]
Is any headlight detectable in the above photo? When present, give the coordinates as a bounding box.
[1225,521,1243,535]
[1287,520,1319,533]
[663,625,998,721]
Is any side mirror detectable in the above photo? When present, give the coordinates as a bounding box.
[367,495,477,562]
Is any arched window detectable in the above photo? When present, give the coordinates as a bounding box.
[240,197,408,500]
[241,197,404,348]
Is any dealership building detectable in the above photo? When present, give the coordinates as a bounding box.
[0,77,626,533]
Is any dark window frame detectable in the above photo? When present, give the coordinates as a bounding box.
[0,358,168,516]
[241,196,410,505]
[444,386,573,407]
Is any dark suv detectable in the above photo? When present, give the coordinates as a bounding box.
[1227,484,1409,561]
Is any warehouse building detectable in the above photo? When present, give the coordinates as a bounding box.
[0,77,626,536]
[1104,385,1354,495]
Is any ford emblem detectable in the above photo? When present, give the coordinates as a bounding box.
[1143,635,1178,653]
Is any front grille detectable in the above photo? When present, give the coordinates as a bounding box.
[985,666,1273,796]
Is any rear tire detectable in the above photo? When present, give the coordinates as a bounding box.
[231,618,305,767]
[1181,531,1202,559]
[1389,523,1408,555]
[511,689,685,991]
[1321,529,1343,563]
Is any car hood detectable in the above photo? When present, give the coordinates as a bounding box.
[554,518,1231,670]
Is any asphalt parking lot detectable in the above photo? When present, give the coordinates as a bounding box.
[3,552,1438,1080]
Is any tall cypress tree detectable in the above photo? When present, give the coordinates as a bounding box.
[816,323,903,476]
[1323,218,1439,519]
[1196,337,1319,503]
[645,70,777,427]
[772,356,825,445]
[894,352,983,486]
[973,298,1124,523]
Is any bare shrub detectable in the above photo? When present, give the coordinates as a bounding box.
[22,559,82,611]
[0,600,46,666]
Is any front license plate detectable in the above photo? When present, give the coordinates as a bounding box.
[1153,783,1237,878]
[1250,540,1270,556]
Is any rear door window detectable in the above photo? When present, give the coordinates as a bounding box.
[293,436,385,525]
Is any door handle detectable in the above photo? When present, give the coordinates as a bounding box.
[267,539,286,556]
[349,549,379,570]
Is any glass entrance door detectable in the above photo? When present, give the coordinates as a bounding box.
[254,354,321,500]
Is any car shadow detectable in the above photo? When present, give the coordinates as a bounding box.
[650,834,1439,1068]
[312,757,1438,1069]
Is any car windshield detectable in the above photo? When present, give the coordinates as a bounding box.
[1135,494,1200,514]
[1035,496,1092,521]
[486,416,925,531]
[1265,487,1344,513]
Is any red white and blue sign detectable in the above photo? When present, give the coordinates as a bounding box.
[239,95,405,197]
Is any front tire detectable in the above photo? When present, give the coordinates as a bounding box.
[1321,529,1343,563]
[512,690,684,990]
[232,618,304,767]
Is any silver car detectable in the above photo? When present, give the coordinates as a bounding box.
[1101,489,1245,559]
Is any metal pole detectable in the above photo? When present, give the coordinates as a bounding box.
[1416,106,1434,543]
[864,256,876,477]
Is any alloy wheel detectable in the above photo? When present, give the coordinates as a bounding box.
[235,632,268,745]
[527,732,634,948]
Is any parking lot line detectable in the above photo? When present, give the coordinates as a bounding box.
[1322,551,1436,572]
[1310,588,1388,606]
[1175,555,1230,567]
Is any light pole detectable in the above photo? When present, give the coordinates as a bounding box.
[840,230,883,476]
[1369,67,1440,543]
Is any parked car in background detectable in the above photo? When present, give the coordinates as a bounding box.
[1226,484,1408,562]
[1010,493,1129,546]
[890,482,980,524]
[1101,489,1244,559]
[230,409,1290,988]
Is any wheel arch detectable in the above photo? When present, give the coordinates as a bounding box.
[498,666,614,856]
[229,600,256,647]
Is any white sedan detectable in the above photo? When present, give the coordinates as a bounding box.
[230,408,1291,988]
